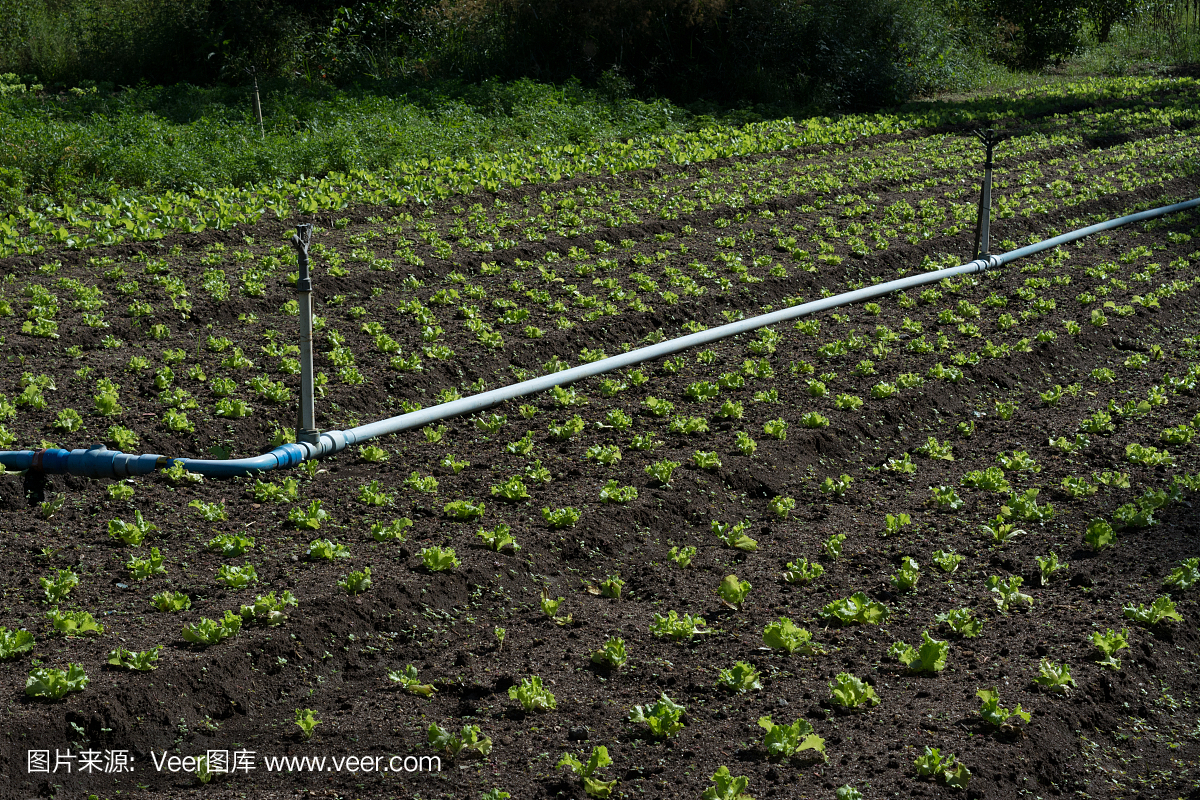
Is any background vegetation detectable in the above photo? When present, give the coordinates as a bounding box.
[1,0,1199,210]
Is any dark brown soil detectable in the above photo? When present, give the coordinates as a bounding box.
[2,104,1200,800]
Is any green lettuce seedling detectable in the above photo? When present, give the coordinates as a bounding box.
[26,663,89,700]
[208,533,255,556]
[477,523,519,552]
[976,687,1030,728]
[339,567,372,594]
[294,708,321,739]
[829,673,879,709]
[1033,659,1076,693]
[181,610,242,645]
[541,593,566,619]
[645,459,681,485]
[151,590,191,612]
[936,608,981,638]
[961,466,1010,492]
[702,766,752,800]
[929,485,964,510]
[595,574,624,598]
[915,436,954,460]
[1060,476,1097,498]
[509,675,557,712]
[444,500,485,520]
[986,575,1033,613]
[215,562,258,589]
[650,610,708,642]
[629,693,685,738]
[1003,488,1054,522]
[250,477,299,503]
[763,618,821,654]
[758,716,826,761]
[591,637,628,669]
[357,479,395,506]
[981,514,1024,545]
[1036,552,1068,584]
[820,474,853,497]
[372,518,413,543]
[712,519,757,551]
[558,745,617,799]
[542,506,581,529]
[491,476,530,502]
[1091,629,1129,670]
[718,575,751,608]
[913,746,971,788]
[40,568,79,602]
[47,608,103,636]
[389,665,436,697]
[306,538,350,560]
[422,545,459,572]
[0,627,35,659]
[768,496,795,518]
[931,550,964,573]
[783,558,824,585]
[891,557,920,591]
[1123,596,1182,626]
[716,661,761,694]
[1164,557,1200,591]
[599,480,638,503]
[819,592,888,626]
[693,450,722,469]
[108,510,157,546]
[288,500,330,530]
[189,499,227,521]
[668,545,696,568]
[888,632,949,673]
[882,512,911,536]
[239,591,297,626]
[1084,518,1115,550]
[107,646,162,671]
[427,723,492,759]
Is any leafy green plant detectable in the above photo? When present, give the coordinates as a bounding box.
[128,548,167,581]
[1003,488,1054,522]
[108,510,157,546]
[476,523,519,552]
[758,716,826,761]
[1036,552,1069,584]
[986,575,1033,613]
[557,745,617,799]
[783,558,824,584]
[403,471,440,494]
[763,618,821,654]
[215,562,258,589]
[1165,557,1200,591]
[26,663,89,700]
[509,675,557,712]
[338,566,373,594]
[239,591,297,626]
[542,506,581,529]
[828,673,879,709]
[915,436,954,460]
[650,610,708,642]
[819,592,888,625]
[668,545,696,568]
[294,708,322,740]
[1084,518,1115,550]
[819,474,853,497]
[629,693,686,738]
[1092,629,1129,670]
[977,687,1030,728]
[931,549,963,573]
[371,518,413,543]
[929,485,963,510]
[389,664,437,697]
[427,723,492,759]
[913,746,971,789]
[1123,596,1182,626]
[645,459,681,485]
[288,500,330,530]
[961,466,1010,492]
[887,632,949,672]
[702,766,753,800]
[181,610,242,645]
[107,646,162,672]
[712,519,757,551]
[882,512,911,537]
[890,556,920,592]
[693,450,722,469]
[421,546,460,572]
[799,411,829,428]
[591,637,628,669]
[47,608,103,636]
[306,538,350,560]
[444,499,486,520]
[0,627,36,659]
[936,608,981,638]
[40,568,78,603]
[1033,659,1076,694]
[716,661,761,694]
[599,480,638,503]
[151,590,191,612]
[1126,442,1173,466]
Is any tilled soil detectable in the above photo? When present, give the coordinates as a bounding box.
[1,109,1200,800]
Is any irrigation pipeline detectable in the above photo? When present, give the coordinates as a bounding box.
[2,196,1199,480]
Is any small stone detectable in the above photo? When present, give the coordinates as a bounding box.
[568,726,589,741]
[776,698,788,707]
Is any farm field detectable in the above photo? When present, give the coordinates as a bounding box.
[1,75,1200,800]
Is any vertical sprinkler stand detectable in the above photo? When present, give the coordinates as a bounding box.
[291,223,321,445]
[972,127,1006,260]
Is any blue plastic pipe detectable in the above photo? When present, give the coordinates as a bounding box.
[2,195,1197,480]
